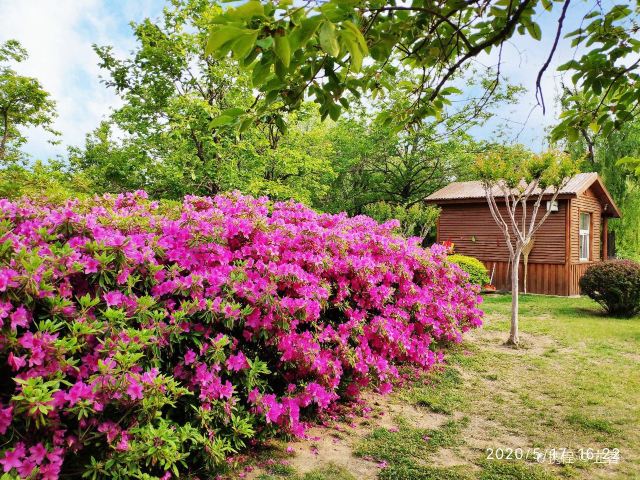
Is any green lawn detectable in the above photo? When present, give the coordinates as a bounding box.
[249,294,640,480]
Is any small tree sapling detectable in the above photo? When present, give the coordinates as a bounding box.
[475,147,576,345]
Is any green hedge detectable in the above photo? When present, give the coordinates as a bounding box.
[447,254,490,287]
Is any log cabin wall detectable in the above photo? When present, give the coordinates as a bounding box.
[437,200,567,264]
[566,187,604,295]
[569,187,602,263]
[437,200,569,295]
[481,261,568,296]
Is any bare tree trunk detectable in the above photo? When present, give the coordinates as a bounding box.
[508,249,522,345]
[522,239,534,294]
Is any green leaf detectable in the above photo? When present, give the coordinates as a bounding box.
[220,108,245,118]
[319,21,340,57]
[227,1,264,21]
[209,115,235,128]
[343,21,367,54]
[526,22,542,41]
[206,26,244,56]
[289,16,322,50]
[231,30,258,61]
[341,32,362,72]
[256,37,274,50]
[273,35,291,68]
[252,61,272,87]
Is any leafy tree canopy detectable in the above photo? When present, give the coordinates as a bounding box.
[0,39,58,164]
[70,0,335,203]
[204,0,640,139]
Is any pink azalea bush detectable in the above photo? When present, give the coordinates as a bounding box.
[0,191,482,478]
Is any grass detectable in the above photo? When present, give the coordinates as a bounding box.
[401,294,640,479]
[354,416,468,464]
[402,366,466,414]
[247,294,640,480]
[256,463,356,480]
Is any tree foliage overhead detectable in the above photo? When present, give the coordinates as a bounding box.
[0,39,58,164]
[552,2,640,143]
[69,0,505,216]
[204,0,640,139]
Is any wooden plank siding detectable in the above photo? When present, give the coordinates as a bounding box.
[437,201,567,264]
[570,187,603,263]
[484,260,567,296]
[569,262,595,296]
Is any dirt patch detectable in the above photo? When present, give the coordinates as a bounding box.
[463,416,529,451]
[429,447,478,469]
[365,393,449,431]
[469,328,557,356]
[247,393,453,478]
[286,425,381,479]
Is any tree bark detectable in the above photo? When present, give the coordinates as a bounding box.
[522,239,534,294]
[0,110,9,162]
[508,248,521,345]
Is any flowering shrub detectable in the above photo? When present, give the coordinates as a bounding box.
[0,191,482,479]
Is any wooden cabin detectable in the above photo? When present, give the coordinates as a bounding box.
[426,173,621,296]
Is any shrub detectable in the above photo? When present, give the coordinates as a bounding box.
[447,255,490,287]
[362,202,440,240]
[0,191,482,479]
[579,259,640,317]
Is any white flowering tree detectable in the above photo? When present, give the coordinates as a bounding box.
[475,148,575,345]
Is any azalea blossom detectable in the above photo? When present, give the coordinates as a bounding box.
[0,191,482,479]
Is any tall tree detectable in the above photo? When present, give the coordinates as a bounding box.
[0,40,58,164]
[70,0,334,202]
[476,147,575,345]
[321,72,521,215]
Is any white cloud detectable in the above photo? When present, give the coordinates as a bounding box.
[0,0,162,161]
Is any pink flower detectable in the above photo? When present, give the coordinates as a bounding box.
[7,352,26,371]
[17,458,36,478]
[0,406,13,435]
[29,443,47,465]
[378,383,393,395]
[9,306,29,331]
[226,351,249,371]
[184,349,197,365]
[65,382,94,406]
[116,432,130,451]
[126,379,144,400]
[0,268,18,292]
[39,461,61,480]
[0,443,24,472]
[103,291,124,307]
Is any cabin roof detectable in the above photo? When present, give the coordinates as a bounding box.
[426,172,621,217]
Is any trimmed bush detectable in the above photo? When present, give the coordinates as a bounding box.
[579,259,640,317]
[447,254,490,287]
[0,192,482,479]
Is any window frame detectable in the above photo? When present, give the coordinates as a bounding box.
[579,212,591,261]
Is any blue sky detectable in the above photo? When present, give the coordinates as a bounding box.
[0,0,608,159]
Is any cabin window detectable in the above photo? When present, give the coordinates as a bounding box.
[579,212,591,261]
